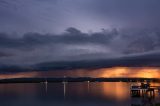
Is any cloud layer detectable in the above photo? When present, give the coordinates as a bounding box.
[0,0,160,72]
[0,27,160,67]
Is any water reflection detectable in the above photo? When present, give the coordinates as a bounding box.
[0,82,160,106]
[102,82,130,101]
[63,81,67,99]
[45,81,48,93]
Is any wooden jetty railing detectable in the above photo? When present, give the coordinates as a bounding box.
[130,82,160,97]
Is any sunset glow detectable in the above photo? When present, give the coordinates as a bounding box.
[0,67,160,79]
[100,67,160,78]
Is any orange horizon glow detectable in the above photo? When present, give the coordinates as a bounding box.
[100,67,160,78]
[0,67,160,79]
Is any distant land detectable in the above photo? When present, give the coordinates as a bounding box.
[0,77,160,83]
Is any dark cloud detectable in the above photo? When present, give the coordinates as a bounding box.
[34,51,160,71]
[1,51,160,73]
[0,27,116,50]
[0,27,160,67]
[0,27,159,52]
[0,52,12,57]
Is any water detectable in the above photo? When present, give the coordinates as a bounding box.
[0,82,160,106]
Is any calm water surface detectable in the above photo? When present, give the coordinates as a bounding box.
[0,82,160,106]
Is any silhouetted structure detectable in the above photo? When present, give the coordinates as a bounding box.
[130,82,155,98]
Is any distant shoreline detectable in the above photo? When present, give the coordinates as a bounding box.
[0,77,160,83]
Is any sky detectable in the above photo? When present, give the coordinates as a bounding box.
[1,0,160,34]
[0,0,160,71]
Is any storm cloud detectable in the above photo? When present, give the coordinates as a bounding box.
[0,27,160,67]
[0,0,160,72]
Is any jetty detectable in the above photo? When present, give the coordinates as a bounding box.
[130,82,160,97]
